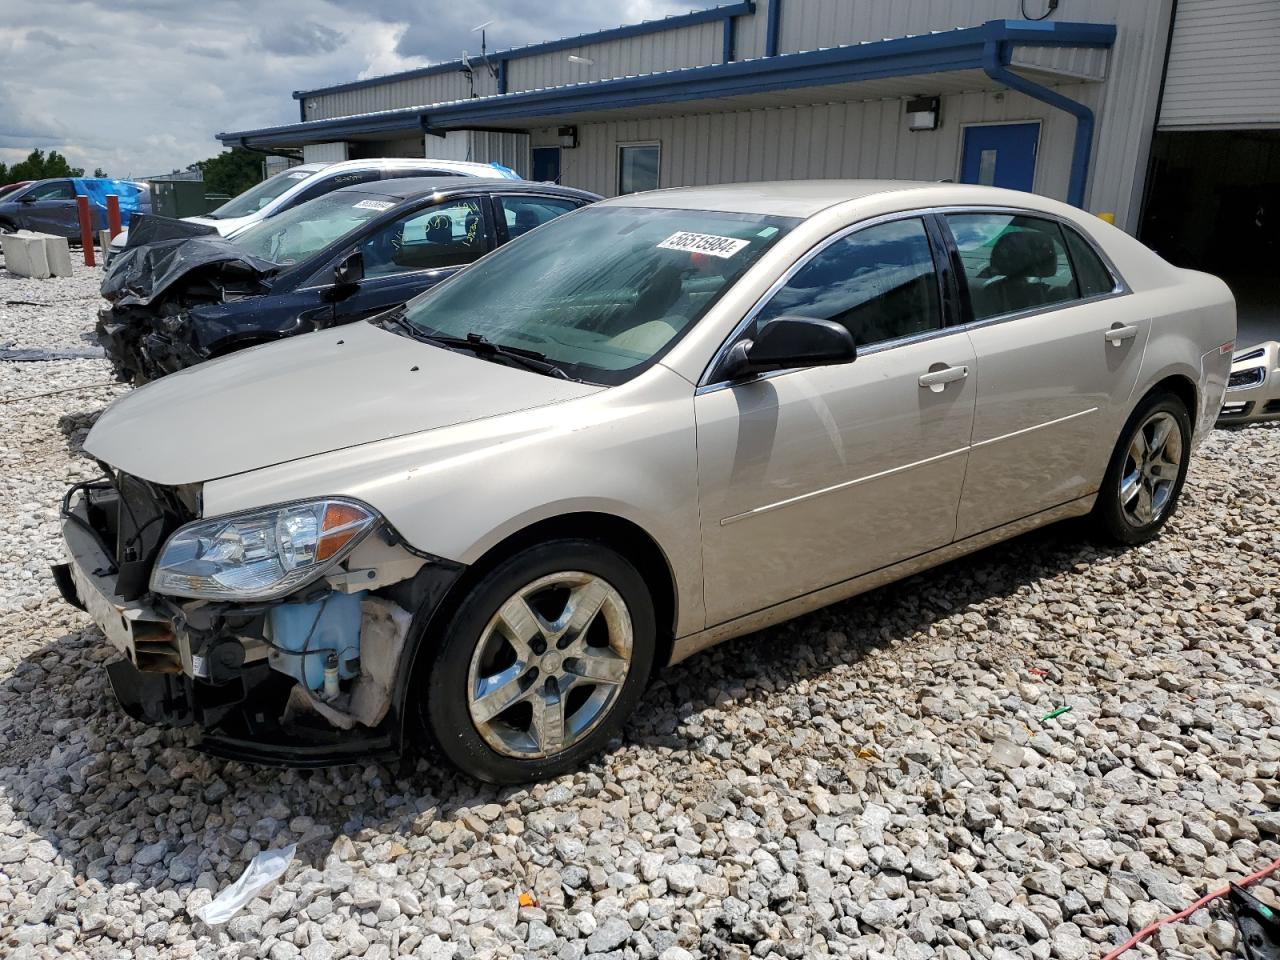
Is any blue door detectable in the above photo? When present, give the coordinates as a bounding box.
[960,122,1040,192]
[531,147,561,183]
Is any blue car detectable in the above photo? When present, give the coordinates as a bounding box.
[0,177,150,239]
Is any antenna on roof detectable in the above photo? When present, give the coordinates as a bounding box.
[471,20,500,86]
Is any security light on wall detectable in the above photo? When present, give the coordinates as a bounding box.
[905,96,941,132]
[558,125,579,149]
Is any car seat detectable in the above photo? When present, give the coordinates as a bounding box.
[510,207,541,238]
[978,230,1058,316]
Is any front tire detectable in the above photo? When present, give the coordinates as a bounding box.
[419,539,655,784]
[1094,391,1192,545]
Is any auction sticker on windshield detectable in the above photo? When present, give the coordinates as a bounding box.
[658,231,750,258]
[354,199,395,211]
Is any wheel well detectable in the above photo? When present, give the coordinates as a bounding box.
[1147,374,1198,421]
[442,513,679,677]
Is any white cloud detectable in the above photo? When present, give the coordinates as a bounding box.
[0,0,695,177]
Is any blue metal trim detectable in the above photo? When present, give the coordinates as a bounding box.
[979,29,1109,208]
[765,0,781,57]
[221,20,1115,151]
[293,2,756,101]
[722,16,735,63]
[497,59,508,95]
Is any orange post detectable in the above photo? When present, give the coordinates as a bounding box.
[106,195,122,238]
[76,195,96,267]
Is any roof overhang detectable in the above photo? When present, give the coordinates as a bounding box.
[219,19,1116,149]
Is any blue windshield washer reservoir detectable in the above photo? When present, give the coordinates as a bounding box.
[267,591,365,691]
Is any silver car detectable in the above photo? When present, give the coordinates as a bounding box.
[55,181,1235,782]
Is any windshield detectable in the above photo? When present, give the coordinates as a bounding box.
[206,166,322,220]
[398,205,797,384]
[228,190,396,266]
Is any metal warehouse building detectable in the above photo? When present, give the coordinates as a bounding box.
[220,0,1280,329]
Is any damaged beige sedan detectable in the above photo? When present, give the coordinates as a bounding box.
[55,181,1234,783]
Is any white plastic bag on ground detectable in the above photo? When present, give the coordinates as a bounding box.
[193,843,296,925]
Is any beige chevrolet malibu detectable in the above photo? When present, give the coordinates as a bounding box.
[55,181,1235,783]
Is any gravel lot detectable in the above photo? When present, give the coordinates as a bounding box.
[1,260,1279,960]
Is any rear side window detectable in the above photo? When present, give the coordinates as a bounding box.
[496,195,580,239]
[1062,225,1117,298]
[754,217,942,347]
[946,213,1094,321]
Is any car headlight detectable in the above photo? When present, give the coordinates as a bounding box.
[150,498,378,600]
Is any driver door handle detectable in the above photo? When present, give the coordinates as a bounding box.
[1105,324,1139,346]
[918,365,969,392]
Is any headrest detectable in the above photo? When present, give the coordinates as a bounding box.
[990,230,1057,279]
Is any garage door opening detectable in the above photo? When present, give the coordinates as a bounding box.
[1140,129,1280,350]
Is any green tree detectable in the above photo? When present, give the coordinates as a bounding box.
[3,148,85,181]
[93,167,107,178]
[191,149,265,197]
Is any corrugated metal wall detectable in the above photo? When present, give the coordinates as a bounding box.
[561,85,1085,199]
[302,142,349,163]
[303,70,496,121]
[1159,0,1280,129]
[506,21,723,92]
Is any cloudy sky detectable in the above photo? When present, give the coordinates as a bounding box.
[0,0,691,178]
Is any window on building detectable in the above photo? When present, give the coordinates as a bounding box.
[752,217,942,348]
[618,143,660,195]
[361,198,489,277]
[945,213,1087,320]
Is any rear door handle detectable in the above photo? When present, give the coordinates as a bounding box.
[918,365,969,392]
[1105,324,1139,346]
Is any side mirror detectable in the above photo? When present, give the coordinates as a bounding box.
[18,195,35,204]
[334,250,364,287]
[722,316,856,380]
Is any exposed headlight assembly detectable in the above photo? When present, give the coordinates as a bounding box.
[150,499,378,601]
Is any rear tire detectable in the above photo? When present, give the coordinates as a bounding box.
[1093,391,1192,545]
[417,539,655,784]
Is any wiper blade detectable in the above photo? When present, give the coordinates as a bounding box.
[430,331,573,380]
[376,308,422,339]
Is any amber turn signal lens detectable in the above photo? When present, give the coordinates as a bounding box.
[316,502,369,561]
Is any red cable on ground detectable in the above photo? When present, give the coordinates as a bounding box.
[1100,856,1280,960]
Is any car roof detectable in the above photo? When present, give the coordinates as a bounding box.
[332,177,600,202]
[601,179,1073,219]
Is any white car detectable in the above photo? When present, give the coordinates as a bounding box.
[107,158,521,258]
[1218,341,1280,424]
[57,181,1234,783]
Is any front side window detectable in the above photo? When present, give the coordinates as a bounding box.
[752,217,942,347]
[228,190,393,265]
[496,195,580,239]
[207,166,321,220]
[618,143,660,195]
[29,180,74,201]
[946,213,1081,321]
[361,198,488,277]
[397,205,797,384]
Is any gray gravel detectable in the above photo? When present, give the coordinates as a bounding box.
[2,265,1279,959]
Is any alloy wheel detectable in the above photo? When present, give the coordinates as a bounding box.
[1119,410,1183,527]
[466,571,633,759]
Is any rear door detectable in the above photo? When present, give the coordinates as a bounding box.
[942,210,1146,537]
[330,195,494,325]
[491,193,585,243]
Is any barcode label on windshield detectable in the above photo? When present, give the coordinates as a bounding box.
[353,199,394,211]
[658,231,750,258]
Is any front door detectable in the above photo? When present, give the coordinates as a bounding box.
[942,211,1149,537]
[960,122,1040,192]
[334,195,495,326]
[531,148,561,184]
[695,217,977,626]
[22,180,79,237]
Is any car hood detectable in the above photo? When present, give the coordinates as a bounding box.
[85,320,604,486]
[101,231,274,308]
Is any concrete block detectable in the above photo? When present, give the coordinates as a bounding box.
[98,229,112,260]
[46,235,73,277]
[1,231,52,279]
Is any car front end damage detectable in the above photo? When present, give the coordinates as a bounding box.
[1218,341,1280,425]
[53,472,462,766]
